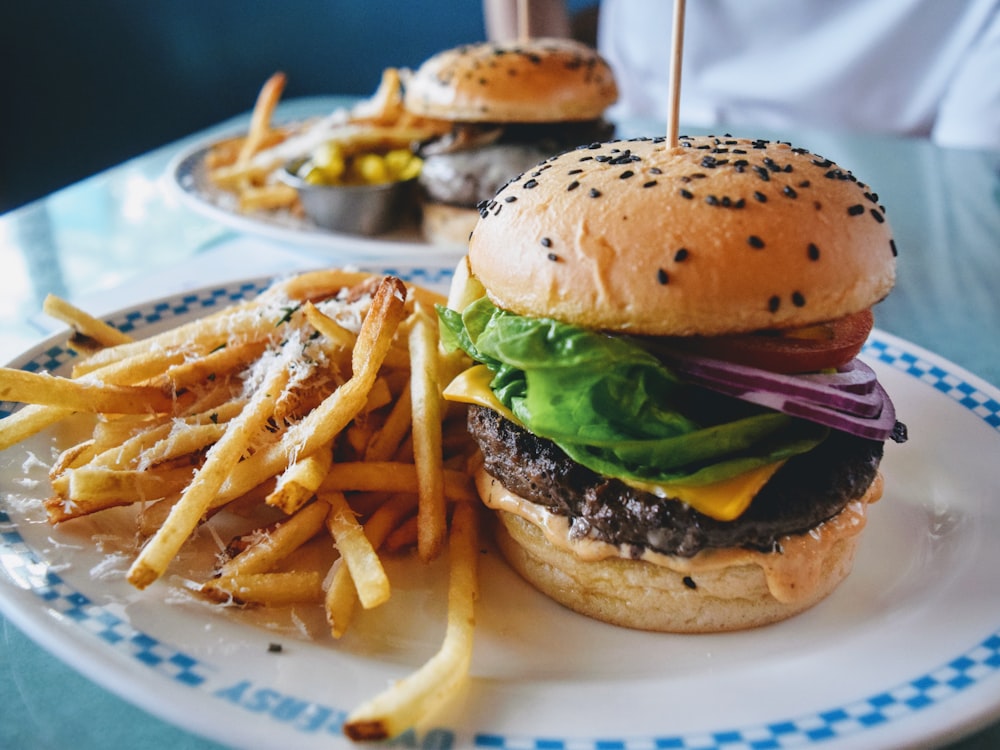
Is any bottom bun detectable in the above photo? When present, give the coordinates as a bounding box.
[420,202,479,248]
[491,475,882,633]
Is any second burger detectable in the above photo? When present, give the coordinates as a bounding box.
[404,37,618,246]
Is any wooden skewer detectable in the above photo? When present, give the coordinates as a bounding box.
[517,0,530,41]
[666,0,687,147]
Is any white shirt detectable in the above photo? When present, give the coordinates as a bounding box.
[597,0,1000,150]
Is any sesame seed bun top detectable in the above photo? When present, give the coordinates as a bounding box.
[403,38,618,123]
[468,136,898,336]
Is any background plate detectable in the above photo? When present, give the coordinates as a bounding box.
[167,139,460,260]
[2,275,1000,750]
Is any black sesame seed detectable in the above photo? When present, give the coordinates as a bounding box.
[783,185,798,199]
[547,252,560,262]
[808,243,820,260]
[679,189,694,200]
[589,188,602,198]
[890,239,898,257]
[792,291,806,307]
[657,268,669,285]
[753,191,768,203]
[268,643,283,653]
[674,248,689,262]
[567,180,580,191]
[768,295,781,313]
[683,576,697,590]
[847,204,865,216]
[705,195,719,206]
[748,235,765,249]
[753,166,771,182]
[504,195,517,203]
[650,167,663,175]
[540,237,552,248]
[871,208,885,223]
[620,170,634,179]
[567,168,583,175]
[523,179,538,189]
[643,180,658,188]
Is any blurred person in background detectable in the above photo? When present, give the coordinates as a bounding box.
[485,0,1000,150]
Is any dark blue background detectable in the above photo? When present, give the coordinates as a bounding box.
[0,1,594,213]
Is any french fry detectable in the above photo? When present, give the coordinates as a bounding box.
[205,129,290,170]
[322,490,390,610]
[200,571,324,606]
[236,71,287,168]
[162,340,267,390]
[82,401,241,471]
[408,303,446,563]
[0,368,176,414]
[0,405,75,452]
[266,441,333,514]
[302,301,357,350]
[90,413,167,452]
[343,501,479,741]
[325,492,417,638]
[42,294,133,349]
[216,498,330,579]
[128,363,291,589]
[70,299,267,378]
[364,380,411,461]
[383,514,419,553]
[238,183,299,213]
[52,463,196,512]
[276,269,383,302]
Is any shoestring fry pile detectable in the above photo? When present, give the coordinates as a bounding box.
[205,69,451,215]
[0,270,481,742]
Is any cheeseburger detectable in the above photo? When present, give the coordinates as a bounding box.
[438,135,907,633]
[403,38,618,246]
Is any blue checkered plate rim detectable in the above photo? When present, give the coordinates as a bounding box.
[1,273,999,750]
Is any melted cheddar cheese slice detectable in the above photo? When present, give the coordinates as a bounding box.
[443,364,785,522]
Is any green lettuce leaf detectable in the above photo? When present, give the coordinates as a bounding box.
[438,298,826,486]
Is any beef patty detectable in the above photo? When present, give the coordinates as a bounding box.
[467,405,884,558]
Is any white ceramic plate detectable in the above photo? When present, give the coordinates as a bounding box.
[167,138,456,260]
[2,275,1000,750]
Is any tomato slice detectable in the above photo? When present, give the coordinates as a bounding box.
[672,309,874,374]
